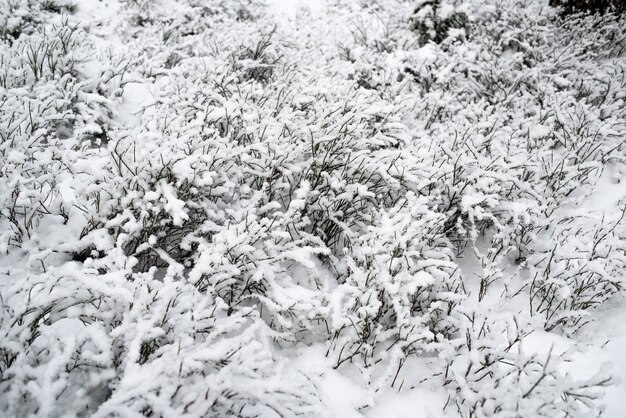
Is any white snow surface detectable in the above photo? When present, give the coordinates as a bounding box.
[266,0,327,20]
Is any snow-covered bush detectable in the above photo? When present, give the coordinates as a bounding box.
[328,192,463,369]
[410,0,469,45]
[0,260,321,417]
[0,0,76,41]
[527,207,626,332]
[442,312,610,417]
[0,2,123,252]
[1,0,625,415]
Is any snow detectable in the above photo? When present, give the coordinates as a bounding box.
[592,296,626,417]
[159,182,189,226]
[118,82,154,127]
[366,387,451,418]
[529,125,551,139]
[266,0,327,21]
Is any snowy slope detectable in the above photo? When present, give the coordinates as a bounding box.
[1,0,625,417]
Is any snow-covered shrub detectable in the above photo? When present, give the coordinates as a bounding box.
[442,312,610,417]
[87,106,332,338]
[328,192,464,369]
[410,0,469,45]
[0,0,76,41]
[550,0,625,15]
[294,93,412,251]
[527,207,626,332]
[232,27,282,84]
[0,261,321,417]
[0,10,116,252]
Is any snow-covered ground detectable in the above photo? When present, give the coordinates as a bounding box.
[1,0,625,417]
